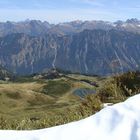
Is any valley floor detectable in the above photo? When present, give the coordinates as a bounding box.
[0,73,103,129]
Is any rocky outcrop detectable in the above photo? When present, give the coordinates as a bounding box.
[0,66,13,80]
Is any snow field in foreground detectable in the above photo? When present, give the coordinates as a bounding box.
[0,94,140,140]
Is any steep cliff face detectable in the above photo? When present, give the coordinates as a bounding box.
[0,29,140,75]
[55,30,140,75]
[0,33,58,74]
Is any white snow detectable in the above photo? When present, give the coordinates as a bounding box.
[1,94,140,140]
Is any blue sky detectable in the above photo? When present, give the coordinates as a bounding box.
[0,0,140,23]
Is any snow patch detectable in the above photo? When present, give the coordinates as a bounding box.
[52,47,57,68]
[84,38,88,73]
[114,50,124,73]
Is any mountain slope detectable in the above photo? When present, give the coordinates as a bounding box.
[0,29,140,75]
[0,94,140,140]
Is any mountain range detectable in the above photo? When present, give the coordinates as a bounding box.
[0,18,140,75]
[1,18,140,37]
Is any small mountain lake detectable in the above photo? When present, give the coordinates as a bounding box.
[73,88,96,98]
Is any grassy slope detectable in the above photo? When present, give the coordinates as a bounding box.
[1,72,140,129]
[0,75,102,121]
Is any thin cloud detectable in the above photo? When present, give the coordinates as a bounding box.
[0,0,139,22]
[80,0,105,7]
[0,8,124,23]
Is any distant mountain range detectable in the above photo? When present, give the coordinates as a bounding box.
[1,18,140,37]
[0,18,140,75]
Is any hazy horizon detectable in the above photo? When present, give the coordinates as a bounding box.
[0,0,140,23]
[0,18,140,24]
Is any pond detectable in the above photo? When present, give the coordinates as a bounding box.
[73,88,96,98]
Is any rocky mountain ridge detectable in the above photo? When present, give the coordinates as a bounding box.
[0,18,140,37]
[0,29,140,75]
